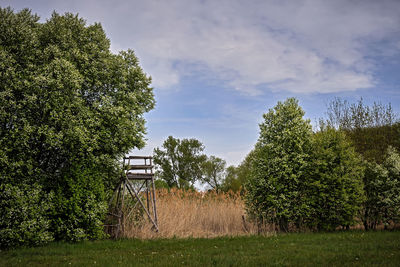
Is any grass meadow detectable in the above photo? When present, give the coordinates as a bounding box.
[1,231,399,266]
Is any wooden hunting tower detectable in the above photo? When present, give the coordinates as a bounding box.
[107,156,158,237]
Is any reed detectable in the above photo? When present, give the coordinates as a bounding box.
[122,188,260,238]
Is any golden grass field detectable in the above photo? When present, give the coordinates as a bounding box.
[121,188,260,239]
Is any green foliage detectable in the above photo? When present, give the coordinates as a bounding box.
[246,99,367,232]
[154,179,170,189]
[153,136,206,189]
[222,165,241,192]
[49,161,107,241]
[363,147,400,230]
[324,98,400,230]
[0,184,54,248]
[201,156,226,192]
[0,7,154,246]
[306,128,365,230]
[222,149,256,192]
[344,124,400,164]
[245,98,313,231]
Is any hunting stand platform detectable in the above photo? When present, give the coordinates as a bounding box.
[107,156,158,237]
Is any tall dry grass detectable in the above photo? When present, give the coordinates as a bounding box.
[122,188,260,239]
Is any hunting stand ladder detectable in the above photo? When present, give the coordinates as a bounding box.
[107,156,158,237]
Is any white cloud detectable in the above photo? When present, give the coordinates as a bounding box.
[7,0,400,94]
[101,0,400,95]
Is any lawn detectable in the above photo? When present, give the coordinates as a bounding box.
[1,231,399,266]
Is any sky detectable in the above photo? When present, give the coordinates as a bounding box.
[2,0,400,166]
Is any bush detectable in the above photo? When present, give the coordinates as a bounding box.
[363,147,400,230]
[246,99,366,232]
[306,128,365,230]
[49,161,107,241]
[0,184,54,248]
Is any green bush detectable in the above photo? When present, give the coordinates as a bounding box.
[0,184,54,248]
[306,128,365,230]
[363,147,400,230]
[48,161,107,241]
[246,99,366,232]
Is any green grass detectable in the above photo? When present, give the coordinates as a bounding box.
[1,231,399,266]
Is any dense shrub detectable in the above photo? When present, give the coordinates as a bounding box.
[0,184,54,248]
[48,161,107,241]
[306,128,365,230]
[246,99,367,232]
[363,147,400,230]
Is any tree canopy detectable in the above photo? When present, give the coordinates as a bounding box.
[153,136,206,189]
[0,8,154,246]
[201,156,226,192]
[245,98,313,231]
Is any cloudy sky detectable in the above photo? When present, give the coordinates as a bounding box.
[3,0,400,166]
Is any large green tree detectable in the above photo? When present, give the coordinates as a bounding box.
[245,98,312,231]
[153,136,206,189]
[0,8,154,246]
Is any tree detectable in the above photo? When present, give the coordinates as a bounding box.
[222,165,241,192]
[0,8,154,245]
[324,97,399,163]
[363,147,400,230]
[245,98,312,231]
[326,97,396,130]
[222,149,256,192]
[201,156,226,192]
[306,127,365,231]
[323,98,400,231]
[153,136,206,189]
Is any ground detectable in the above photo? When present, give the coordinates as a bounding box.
[1,231,399,266]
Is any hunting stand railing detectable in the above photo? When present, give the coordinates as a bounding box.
[106,156,158,237]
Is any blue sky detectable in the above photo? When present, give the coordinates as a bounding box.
[3,0,400,166]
